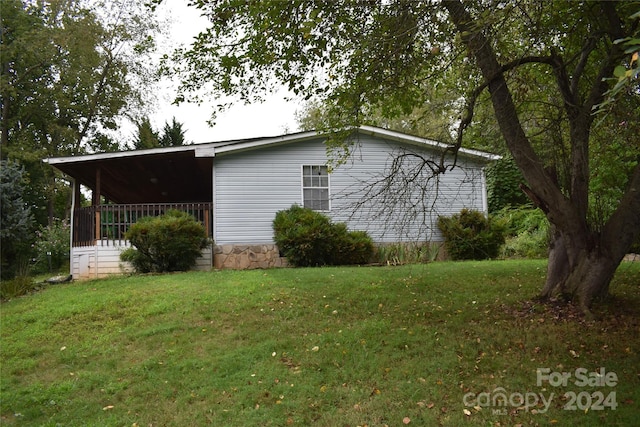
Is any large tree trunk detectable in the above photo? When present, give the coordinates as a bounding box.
[542,233,619,315]
[542,161,640,313]
[563,252,618,309]
[445,0,640,313]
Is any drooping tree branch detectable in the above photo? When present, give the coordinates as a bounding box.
[444,0,589,255]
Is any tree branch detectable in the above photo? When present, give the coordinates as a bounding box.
[444,0,585,241]
[602,161,640,261]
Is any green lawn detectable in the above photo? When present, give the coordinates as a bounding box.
[1,260,639,426]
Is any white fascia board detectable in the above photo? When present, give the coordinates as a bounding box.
[44,144,199,165]
[200,130,322,157]
[44,126,500,164]
[358,125,501,162]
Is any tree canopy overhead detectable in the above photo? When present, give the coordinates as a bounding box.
[173,1,640,313]
[1,0,160,158]
[1,0,162,224]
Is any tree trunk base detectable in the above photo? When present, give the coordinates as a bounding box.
[540,236,618,318]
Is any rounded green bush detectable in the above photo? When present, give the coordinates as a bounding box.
[437,209,505,260]
[121,210,210,273]
[273,205,373,267]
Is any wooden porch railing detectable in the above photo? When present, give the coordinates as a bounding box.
[73,203,213,247]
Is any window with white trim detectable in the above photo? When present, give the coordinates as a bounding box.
[302,165,330,211]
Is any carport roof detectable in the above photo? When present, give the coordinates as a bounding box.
[46,148,213,204]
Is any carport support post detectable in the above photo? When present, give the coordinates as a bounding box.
[93,167,101,240]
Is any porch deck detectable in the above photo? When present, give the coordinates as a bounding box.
[73,202,213,247]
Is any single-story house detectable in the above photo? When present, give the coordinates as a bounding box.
[45,125,499,279]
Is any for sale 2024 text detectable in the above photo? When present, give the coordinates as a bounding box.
[537,367,618,411]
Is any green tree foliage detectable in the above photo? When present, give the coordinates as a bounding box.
[273,205,373,267]
[31,218,71,274]
[493,206,550,259]
[485,156,529,213]
[134,117,160,149]
[1,0,160,224]
[0,160,34,279]
[595,5,640,112]
[437,209,505,261]
[121,210,210,273]
[132,116,188,149]
[159,117,188,147]
[295,90,459,146]
[173,1,640,311]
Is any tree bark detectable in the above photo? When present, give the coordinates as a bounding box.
[541,232,568,299]
[542,234,619,311]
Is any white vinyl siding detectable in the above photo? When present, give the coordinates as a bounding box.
[302,165,329,211]
[328,139,486,243]
[212,135,489,245]
[213,139,328,244]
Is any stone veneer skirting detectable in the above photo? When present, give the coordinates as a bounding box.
[214,244,288,270]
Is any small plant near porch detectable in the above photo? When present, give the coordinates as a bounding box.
[120,210,210,273]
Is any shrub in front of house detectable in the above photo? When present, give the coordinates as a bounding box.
[437,209,505,260]
[331,226,375,265]
[120,210,209,273]
[273,205,374,267]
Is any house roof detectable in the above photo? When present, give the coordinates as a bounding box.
[45,126,499,204]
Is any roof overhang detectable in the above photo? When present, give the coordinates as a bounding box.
[45,147,213,204]
[356,125,502,162]
[44,126,499,204]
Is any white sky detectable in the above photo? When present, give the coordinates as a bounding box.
[151,2,301,144]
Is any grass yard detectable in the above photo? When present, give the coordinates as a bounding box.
[1,260,639,426]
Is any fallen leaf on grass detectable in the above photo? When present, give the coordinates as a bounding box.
[102,405,114,410]
[402,417,411,424]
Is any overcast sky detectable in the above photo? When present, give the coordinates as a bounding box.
[152,2,301,144]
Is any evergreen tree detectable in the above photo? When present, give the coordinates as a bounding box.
[0,160,35,279]
[159,117,188,147]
